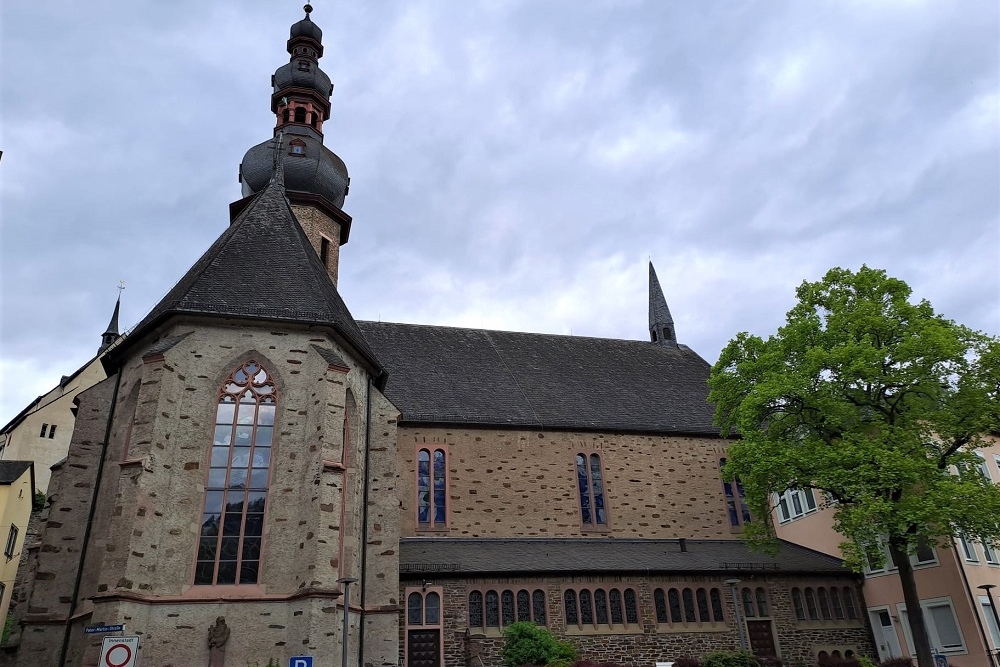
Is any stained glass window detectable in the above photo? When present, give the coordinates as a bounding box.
[594,589,608,625]
[408,592,423,625]
[624,589,638,624]
[517,590,531,622]
[425,592,440,624]
[791,588,805,621]
[501,590,515,627]
[417,447,447,528]
[668,588,682,623]
[576,453,609,527]
[486,591,500,627]
[195,361,274,586]
[817,588,831,620]
[683,588,697,622]
[654,589,668,623]
[710,588,724,622]
[696,588,710,622]
[805,588,819,620]
[532,590,547,626]
[469,591,484,627]
[719,458,751,528]
[579,589,594,625]
[830,588,844,620]
[742,588,756,618]
[564,590,578,626]
[756,588,768,617]
[608,589,623,625]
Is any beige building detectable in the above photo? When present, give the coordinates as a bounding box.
[773,437,1000,666]
[0,462,35,626]
[0,300,119,493]
[5,8,881,667]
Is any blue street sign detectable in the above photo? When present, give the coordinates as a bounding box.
[84,624,124,634]
[290,657,314,667]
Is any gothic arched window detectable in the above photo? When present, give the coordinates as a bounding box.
[576,452,609,527]
[194,360,275,585]
[294,107,307,123]
[416,447,447,528]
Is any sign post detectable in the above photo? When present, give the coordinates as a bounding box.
[99,635,140,667]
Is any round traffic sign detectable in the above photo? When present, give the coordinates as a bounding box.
[104,642,132,667]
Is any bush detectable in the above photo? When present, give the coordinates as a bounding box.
[500,622,576,667]
[702,650,762,667]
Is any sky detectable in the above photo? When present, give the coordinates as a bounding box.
[1,0,998,423]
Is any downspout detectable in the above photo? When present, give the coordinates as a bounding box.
[357,376,373,667]
[59,370,122,667]
[951,535,996,667]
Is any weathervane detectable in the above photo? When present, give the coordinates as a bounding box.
[117,280,126,296]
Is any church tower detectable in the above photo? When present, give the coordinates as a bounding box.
[9,9,400,667]
[97,295,121,354]
[237,3,352,287]
[648,261,677,347]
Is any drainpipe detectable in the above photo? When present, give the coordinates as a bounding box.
[59,370,122,666]
[357,377,373,667]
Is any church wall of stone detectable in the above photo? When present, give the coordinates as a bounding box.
[397,426,736,539]
[362,389,402,667]
[291,203,342,286]
[10,318,399,667]
[400,574,875,667]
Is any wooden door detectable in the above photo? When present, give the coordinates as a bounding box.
[746,619,777,657]
[407,629,441,667]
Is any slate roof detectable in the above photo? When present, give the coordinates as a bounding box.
[107,180,385,385]
[399,538,853,577]
[0,461,33,485]
[357,322,719,434]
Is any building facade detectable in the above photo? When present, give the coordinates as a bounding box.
[5,9,879,667]
[774,437,1000,667]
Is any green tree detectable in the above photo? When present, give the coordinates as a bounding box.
[708,266,1000,667]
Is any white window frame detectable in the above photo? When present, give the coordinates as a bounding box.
[958,534,979,563]
[775,487,818,523]
[980,596,1000,650]
[863,538,937,576]
[975,453,992,482]
[983,541,999,565]
[896,597,968,655]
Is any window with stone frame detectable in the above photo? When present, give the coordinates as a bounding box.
[653,585,726,630]
[576,452,609,529]
[468,587,547,634]
[416,446,448,529]
[562,585,639,633]
[719,458,751,529]
[740,586,770,619]
[791,585,861,625]
[194,360,275,586]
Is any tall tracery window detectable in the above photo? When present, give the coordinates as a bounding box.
[417,447,447,528]
[720,458,751,528]
[195,361,275,585]
[576,452,608,527]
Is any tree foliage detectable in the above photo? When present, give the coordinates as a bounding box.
[708,266,1000,666]
[500,621,576,667]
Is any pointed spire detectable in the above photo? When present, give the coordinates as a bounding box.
[98,295,121,354]
[648,262,676,347]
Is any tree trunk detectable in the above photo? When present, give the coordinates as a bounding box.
[889,536,935,667]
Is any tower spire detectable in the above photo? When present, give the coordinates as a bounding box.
[648,262,676,347]
[99,291,122,355]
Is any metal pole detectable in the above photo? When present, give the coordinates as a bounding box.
[980,585,1000,666]
[724,579,748,651]
[339,577,358,667]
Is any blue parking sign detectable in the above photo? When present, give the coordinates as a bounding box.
[290,658,313,667]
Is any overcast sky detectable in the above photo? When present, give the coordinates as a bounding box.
[1,0,998,423]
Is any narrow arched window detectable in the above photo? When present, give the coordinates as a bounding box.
[683,588,697,622]
[805,588,819,620]
[294,106,307,123]
[696,588,711,622]
[576,452,609,527]
[741,588,756,618]
[843,586,859,619]
[416,447,447,528]
[532,590,547,625]
[755,587,769,617]
[485,591,500,627]
[624,588,638,624]
[282,108,290,123]
[594,589,609,624]
[310,111,318,128]
[830,587,845,620]
[563,590,578,626]
[579,589,594,625]
[668,588,682,623]
[791,588,805,621]
[608,589,623,625]
[195,360,275,585]
[469,591,484,628]
[654,589,668,623]
[501,590,515,626]
[817,587,831,620]
[710,588,724,622]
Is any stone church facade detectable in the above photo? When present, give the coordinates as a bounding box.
[6,9,875,667]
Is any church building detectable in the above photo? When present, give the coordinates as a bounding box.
[7,8,875,667]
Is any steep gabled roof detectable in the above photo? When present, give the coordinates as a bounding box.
[0,461,33,485]
[107,181,384,383]
[357,322,719,434]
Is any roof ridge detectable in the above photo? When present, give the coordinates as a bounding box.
[359,320,670,347]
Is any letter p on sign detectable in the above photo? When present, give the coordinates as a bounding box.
[290,657,314,667]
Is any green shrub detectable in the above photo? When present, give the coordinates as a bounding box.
[500,621,576,667]
[1,615,14,646]
[701,650,761,667]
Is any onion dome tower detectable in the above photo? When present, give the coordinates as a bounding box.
[236,4,351,286]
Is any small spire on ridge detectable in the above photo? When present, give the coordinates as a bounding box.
[648,262,676,347]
